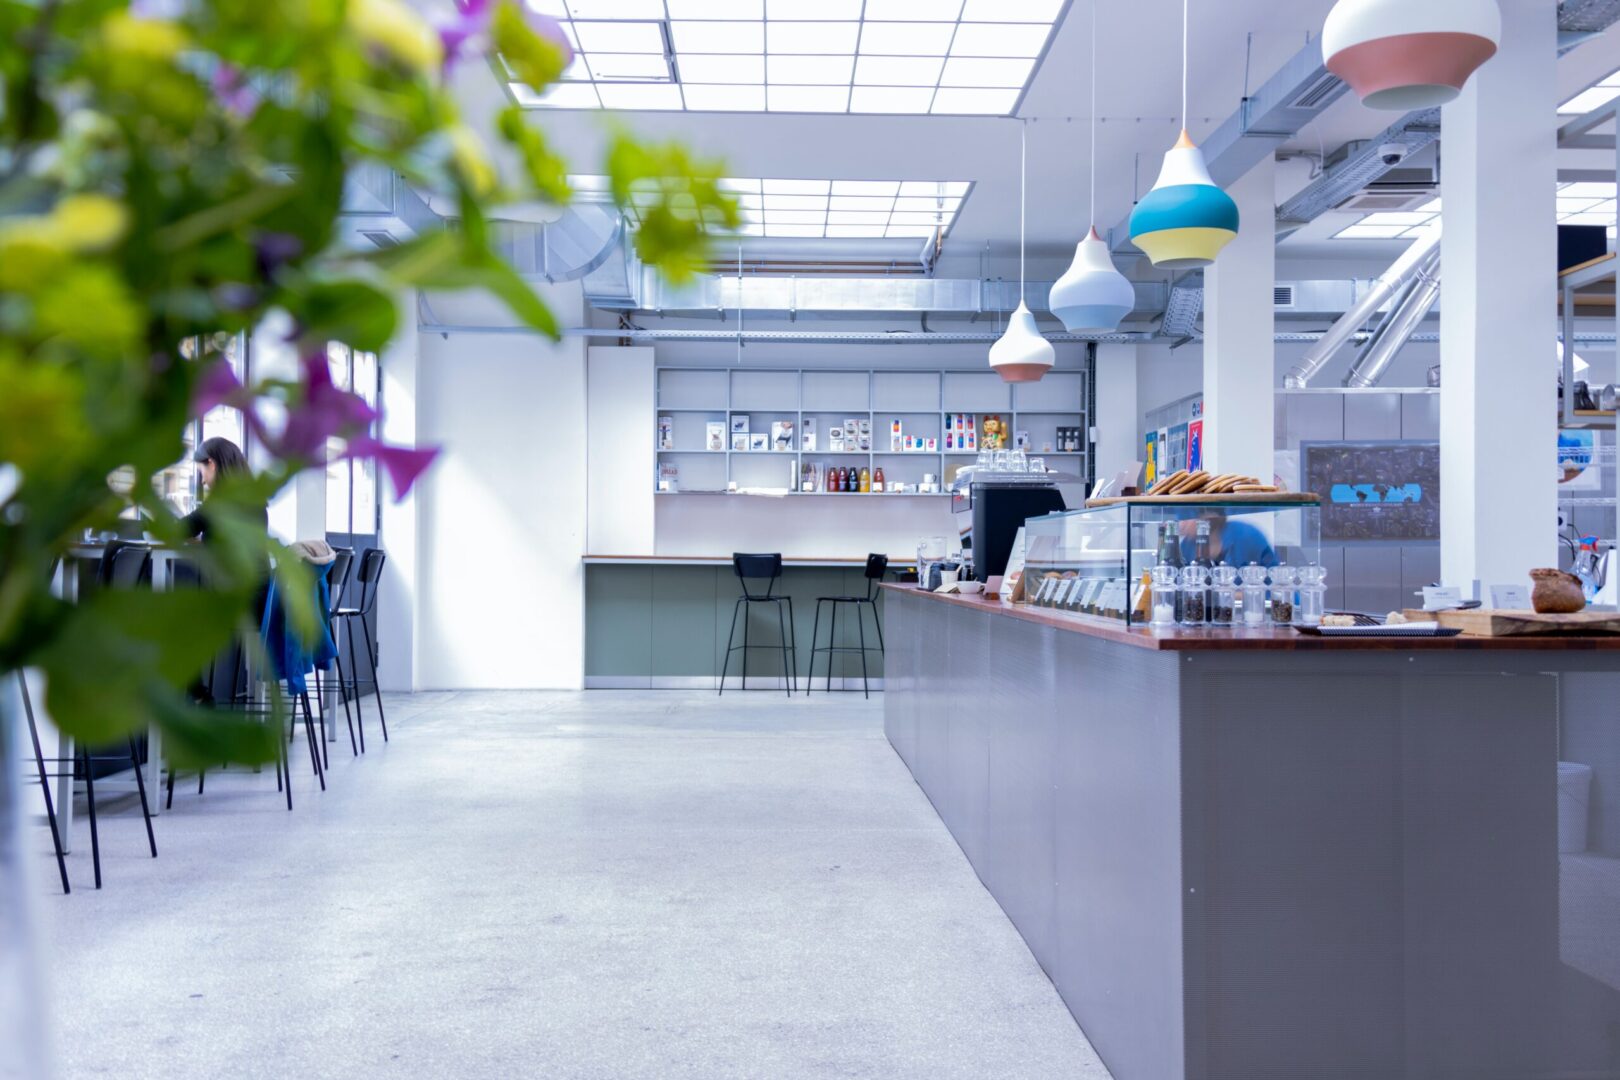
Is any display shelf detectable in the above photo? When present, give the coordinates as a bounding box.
[652,365,1090,496]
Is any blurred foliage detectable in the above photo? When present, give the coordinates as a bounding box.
[0,0,738,765]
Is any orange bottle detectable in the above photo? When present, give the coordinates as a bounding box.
[859,467,871,493]
[873,466,885,493]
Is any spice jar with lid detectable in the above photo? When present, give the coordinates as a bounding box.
[1296,564,1327,626]
[1179,564,1209,626]
[1239,563,1268,626]
[1269,565,1297,627]
[1209,565,1238,626]
[1150,565,1179,627]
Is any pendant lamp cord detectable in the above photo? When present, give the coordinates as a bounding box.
[1181,0,1189,132]
[1019,118,1027,304]
[1089,0,1097,227]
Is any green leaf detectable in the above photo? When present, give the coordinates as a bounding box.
[147,688,282,769]
[497,107,571,205]
[492,0,568,91]
[291,278,399,353]
[370,230,558,338]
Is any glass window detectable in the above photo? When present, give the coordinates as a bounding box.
[323,344,381,538]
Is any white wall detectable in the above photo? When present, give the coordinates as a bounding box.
[1093,344,1138,483]
[413,284,588,690]
[377,292,421,692]
[654,495,959,560]
[586,346,655,554]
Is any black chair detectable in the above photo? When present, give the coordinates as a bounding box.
[719,554,797,697]
[50,544,159,888]
[332,549,387,749]
[18,671,70,894]
[313,549,358,759]
[809,554,888,699]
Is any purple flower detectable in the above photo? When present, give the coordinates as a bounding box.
[437,0,571,75]
[192,358,249,417]
[347,435,440,500]
[211,63,261,119]
[254,232,303,279]
[266,351,378,460]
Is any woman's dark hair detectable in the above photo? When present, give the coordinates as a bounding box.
[192,437,251,480]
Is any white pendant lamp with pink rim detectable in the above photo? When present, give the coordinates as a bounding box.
[1323,0,1501,111]
[990,120,1056,384]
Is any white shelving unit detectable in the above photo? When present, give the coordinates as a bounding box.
[654,367,1089,496]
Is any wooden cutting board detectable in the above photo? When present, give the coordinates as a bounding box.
[1400,608,1620,637]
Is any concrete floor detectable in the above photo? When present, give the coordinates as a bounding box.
[34,691,1112,1080]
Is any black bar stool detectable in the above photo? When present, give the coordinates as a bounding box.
[719,553,797,697]
[332,548,388,748]
[809,554,888,699]
[18,671,70,894]
[314,548,358,758]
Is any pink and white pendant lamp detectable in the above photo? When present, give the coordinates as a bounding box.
[990,121,1055,384]
[1323,0,1501,111]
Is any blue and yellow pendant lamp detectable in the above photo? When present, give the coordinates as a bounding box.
[1051,0,1135,332]
[1128,0,1239,270]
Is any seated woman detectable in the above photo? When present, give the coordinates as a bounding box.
[181,437,267,540]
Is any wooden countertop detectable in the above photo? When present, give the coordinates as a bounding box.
[880,583,1620,652]
[586,555,916,568]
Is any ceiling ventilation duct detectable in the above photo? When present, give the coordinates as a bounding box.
[1284,227,1442,387]
[491,201,624,283]
[1343,250,1442,387]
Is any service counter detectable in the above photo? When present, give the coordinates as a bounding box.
[584,556,911,689]
[882,583,1620,1080]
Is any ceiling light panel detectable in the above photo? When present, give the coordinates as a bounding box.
[515,0,1061,114]
[568,173,972,238]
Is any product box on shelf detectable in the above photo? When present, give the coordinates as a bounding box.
[730,416,749,435]
[829,426,845,452]
[890,420,903,451]
[658,415,673,451]
[749,433,769,452]
[802,418,817,452]
[771,420,795,451]
[1015,430,1030,451]
[731,434,749,452]
[707,422,726,451]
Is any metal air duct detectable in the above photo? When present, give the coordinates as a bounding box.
[1343,252,1442,387]
[1284,228,1442,388]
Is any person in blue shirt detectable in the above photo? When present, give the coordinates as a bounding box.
[1179,509,1279,568]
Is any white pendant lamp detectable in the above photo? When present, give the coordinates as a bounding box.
[1127,0,1239,270]
[1323,0,1500,111]
[990,121,1055,384]
[1051,0,1134,333]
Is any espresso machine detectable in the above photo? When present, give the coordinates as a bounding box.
[951,468,1068,580]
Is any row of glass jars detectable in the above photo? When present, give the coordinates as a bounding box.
[1150,563,1328,629]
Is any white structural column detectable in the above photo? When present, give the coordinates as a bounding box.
[1440,0,1557,592]
[377,290,420,692]
[1202,155,1276,478]
[1092,344,1140,484]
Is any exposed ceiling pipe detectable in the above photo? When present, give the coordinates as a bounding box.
[1343,253,1442,387]
[1284,228,1442,388]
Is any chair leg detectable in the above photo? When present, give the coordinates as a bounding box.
[872,602,885,654]
[300,692,325,791]
[129,736,157,858]
[324,663,358,757]
[826,602,838,693]
[741,600,751,692]
[856,602,870,700]
[776,601,791,698]
[344,616,367,753]
[311,669,329,770]
[359,617,387,742]
[278,722,292,811]
[719,598,742,696]
[785,597,799,694]
[198,770,205,795]
[165,764,176,812]
[807,600,823,696]
[79,748,101,890]
[21,676,69,894]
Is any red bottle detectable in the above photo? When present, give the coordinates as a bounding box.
[835,466,847,492]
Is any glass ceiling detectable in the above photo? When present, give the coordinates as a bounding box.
[514,0,1067,115]
[1332,185,1618,241]
[1559,67,1620,115]
[570,175,971,238]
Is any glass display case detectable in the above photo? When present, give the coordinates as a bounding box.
[1021,499,1323,627]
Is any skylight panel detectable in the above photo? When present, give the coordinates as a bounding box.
[941,57,1035,88]
[766,0,864,17]
[961,0,1064,20]
[763,194,831,210]
[768,55,855,84]
[827,211,892,225]
[564,0,664,16]
[771,224,828,237]
[858,21,956,55]
[853,55,944,85]
[671,21,764,52]
[1358,211,1435,227]
[515,81,602,108]
[573,20,666,53]
[768,85,851,110]
[667,0,763,17]
[887,225,938,237]
[763,179,832,195]
[951,22,1049,57]
[1562,212,1614,226]
[767,21,861,54]
[586,53,673,81]
[1333,224,1412,239]
[865,0,964,19]
[677,55,766,83]
[827,225,890,237]
[680,84,765,109]
[831,181,901,196]
[1559,86,1620,116]
[596,83,684,109]
[930,87,1019,114]
[1559,182,1616,200]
